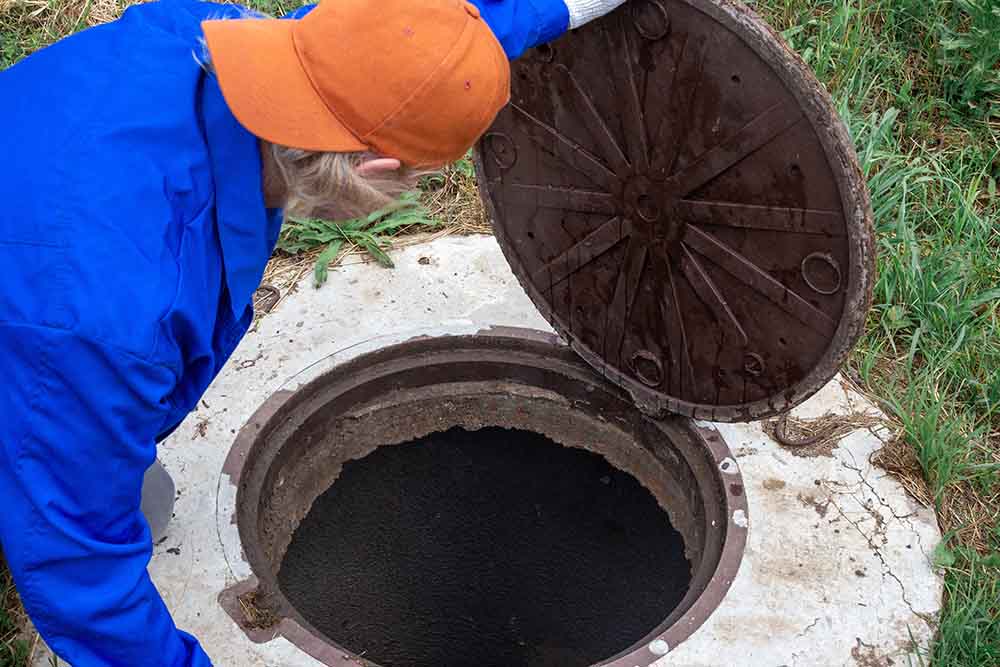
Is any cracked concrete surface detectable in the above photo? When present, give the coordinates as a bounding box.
[30,236,944,667]
[668,391,942,666]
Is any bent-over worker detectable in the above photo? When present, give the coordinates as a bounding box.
[0,0,626,663]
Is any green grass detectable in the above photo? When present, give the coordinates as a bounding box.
[754,1,1000,664]
[278,191,441,286]
[0,563,29,667]
[2,0,999,665]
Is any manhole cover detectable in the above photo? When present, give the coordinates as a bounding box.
[477,0,874,422]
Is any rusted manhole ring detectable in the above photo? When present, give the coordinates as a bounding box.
[219,328,747,666]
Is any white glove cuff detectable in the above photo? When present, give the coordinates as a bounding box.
[564,0,627,29]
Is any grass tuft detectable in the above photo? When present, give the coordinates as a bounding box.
[0,559,29,667]
[278,191,441,286]
[419,152,491,234]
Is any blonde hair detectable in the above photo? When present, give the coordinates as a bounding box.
[265,144,415,221]
[195,15,415,222]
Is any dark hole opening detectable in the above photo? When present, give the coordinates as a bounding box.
[279,427,691,667]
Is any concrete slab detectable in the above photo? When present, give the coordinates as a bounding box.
[34,235,942,667]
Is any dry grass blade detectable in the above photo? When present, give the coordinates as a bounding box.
[236,591,279,630]
[938,482,1000,556]
[762,411,885,458]
[872,433,936,509]
[418,157,490,235]
[250,251,317,328]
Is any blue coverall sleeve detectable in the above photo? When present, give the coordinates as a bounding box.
[282,0,569,59]
[466,0,569,58]
[0,327,211,667]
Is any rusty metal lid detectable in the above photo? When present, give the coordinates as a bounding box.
[476,0,874,423]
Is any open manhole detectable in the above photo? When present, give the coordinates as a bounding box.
[221,329,747,667]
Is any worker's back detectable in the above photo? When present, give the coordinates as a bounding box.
[0,4,276,665]
[1,0,235,360]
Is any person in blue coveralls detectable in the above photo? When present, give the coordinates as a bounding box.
[0,0,627,664]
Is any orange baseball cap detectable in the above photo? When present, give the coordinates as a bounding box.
[202,0,510,167]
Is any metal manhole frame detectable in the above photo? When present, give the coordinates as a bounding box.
[217,327,748,667]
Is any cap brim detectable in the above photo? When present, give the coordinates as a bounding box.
[202,18,368,154]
